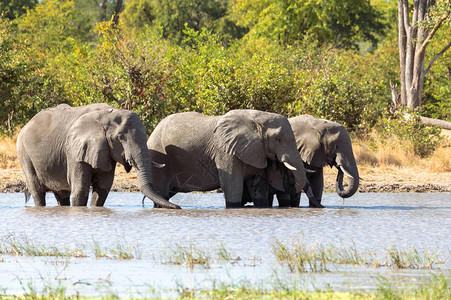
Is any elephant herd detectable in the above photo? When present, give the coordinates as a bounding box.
[16,103,359,209]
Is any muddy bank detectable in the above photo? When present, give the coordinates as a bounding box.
[1,167,450,194]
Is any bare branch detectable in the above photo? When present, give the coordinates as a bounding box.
[399,0,410,35]
[418,13,450,56]
[425,41,451,75]
[390,80,401,107]
[420,116,451,130]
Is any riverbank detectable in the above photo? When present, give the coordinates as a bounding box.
[2,130,450,194]
[1,164,450,193]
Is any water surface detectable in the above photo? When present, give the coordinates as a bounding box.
[0,192,449,297]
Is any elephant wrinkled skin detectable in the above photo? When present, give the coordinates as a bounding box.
[147,110,321,208]
[246,115,359,207]
[16,103,179,209]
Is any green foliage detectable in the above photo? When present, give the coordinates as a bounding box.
[0,0,38,20]
[0,15,65,134]
[376,110,444,158]
[120,0,155,32]
[154,0,230,43]
[171,27,299,115]
[422,26,451,121]
[288,46,390,131]
[0,0,447,163]
[91,21,179,130]
[231,0,386,50]
[18,0,78,51]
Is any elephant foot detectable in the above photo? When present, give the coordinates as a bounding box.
[225,202,243,209]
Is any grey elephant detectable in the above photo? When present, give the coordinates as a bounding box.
[246,114,359,207]
[146,110,322,208]
[16,103,180,208]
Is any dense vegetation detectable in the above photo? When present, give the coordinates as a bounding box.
[1,0,450,156]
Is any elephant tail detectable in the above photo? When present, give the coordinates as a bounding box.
[24,188,31,203]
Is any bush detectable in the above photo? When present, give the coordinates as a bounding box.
[169,27,299,116]
[375,109,443,158]
[288,46,390,132]
[91,21,180,130]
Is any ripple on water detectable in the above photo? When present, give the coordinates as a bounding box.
[0,192,449,296]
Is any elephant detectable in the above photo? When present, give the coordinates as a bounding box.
[245,114,359,207]
[16,103,180,209]
[146,110,323,208]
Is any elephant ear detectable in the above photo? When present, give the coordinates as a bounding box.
[214,111,267,169]
[67,112,113,172]
[296,126,326,168]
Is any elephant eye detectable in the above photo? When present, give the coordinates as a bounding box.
[117,133,125,141]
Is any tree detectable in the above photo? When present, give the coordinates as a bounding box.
[0,0,38,20]
[154,0,230,43]
[394,0,451,111]
[120,0,155,31]
[231,0,385,49]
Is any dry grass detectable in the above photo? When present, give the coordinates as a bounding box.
[0,132,20,169]
[0,129,450,192]
[353,130,451,171]
[321,130,451,192]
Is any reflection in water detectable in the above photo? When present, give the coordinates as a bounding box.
[0,192,449,297]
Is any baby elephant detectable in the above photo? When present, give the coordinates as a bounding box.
[16,103,179,208]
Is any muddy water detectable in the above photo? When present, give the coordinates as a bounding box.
[0,192,450,297]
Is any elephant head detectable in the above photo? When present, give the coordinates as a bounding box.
[214,110,322,207]
[68,108,180,209]
[291,115,359,199]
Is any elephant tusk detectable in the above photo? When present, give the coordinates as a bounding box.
[152,161,165,168]
[339,165,354,179]
[283,161,297,171]
[305,168,316,173]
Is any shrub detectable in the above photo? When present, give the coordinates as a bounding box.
[375,109,443,158]
[289,47,390,132]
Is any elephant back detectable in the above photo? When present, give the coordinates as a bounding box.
[148,112,217,155]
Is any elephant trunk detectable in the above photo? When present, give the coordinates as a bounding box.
[133,149,181,209]
[335,153,359,198]
[279,153,323,208]
[279,153,305,192]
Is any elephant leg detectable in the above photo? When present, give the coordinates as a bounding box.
[289,193,301,207]
[241,183,253,207]
[69,162,92,206]
[219,163,244,208]
[276,163,300,207]
[20,159,46,206]
[29,187,46,206]
[276,193,290,207]
[307,168,324,206]
[90,168,115,207]
[244,174,270,208]
[54,191,70,206]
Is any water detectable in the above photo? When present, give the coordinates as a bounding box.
[0,192,450,297]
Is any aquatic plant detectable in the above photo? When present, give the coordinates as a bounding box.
[15,275,68,300]
[385,246,442,269]
[92,238,142,260]
[273,239,445,273]
[180,275,450,299]
[332,241,374,265]
[159,243,243,268]
[0,235,86,258]
[376,274,450,299]
[161,242,212,269]
[216,243,241,263]
[273,240,332,273]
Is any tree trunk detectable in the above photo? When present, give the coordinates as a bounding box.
[395,0,450,110]
[112,0,123,25]
[420,116,451,130]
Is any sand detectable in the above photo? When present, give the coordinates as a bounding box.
[1,165,450,194]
